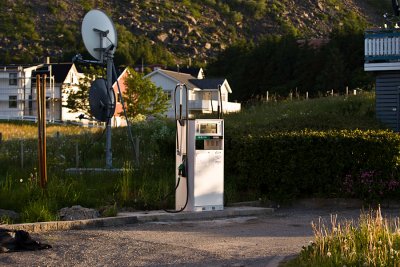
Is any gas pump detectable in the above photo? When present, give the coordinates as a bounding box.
[174,84,224,212]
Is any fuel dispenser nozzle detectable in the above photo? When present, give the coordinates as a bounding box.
[178,157,187,177]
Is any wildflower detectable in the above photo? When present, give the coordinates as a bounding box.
[327,251,332,257]
[378,240,382,245]
[19,179,23,183]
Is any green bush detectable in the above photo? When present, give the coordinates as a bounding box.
[225,130,400,201]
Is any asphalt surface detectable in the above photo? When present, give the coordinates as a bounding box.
[2,206,400,267]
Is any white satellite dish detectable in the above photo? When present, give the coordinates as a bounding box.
[81,9,118,61]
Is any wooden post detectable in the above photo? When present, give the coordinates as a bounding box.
[36,74,47,188]
[306,92,309,100]
[266,91,269,102]
[331,89,334,96]
[346,86,349,96]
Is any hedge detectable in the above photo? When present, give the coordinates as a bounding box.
[225,130,400,201]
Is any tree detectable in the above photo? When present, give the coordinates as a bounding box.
[122,68,169,120]
[64,65,104,117]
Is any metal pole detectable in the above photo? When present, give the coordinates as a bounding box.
[41,75,47,187]
[105,57,113,168]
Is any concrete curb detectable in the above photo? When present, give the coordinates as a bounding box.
[1,206,273,233]
[3,216,139,233]
[124,206,274,223]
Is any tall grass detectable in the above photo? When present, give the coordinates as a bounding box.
[287,207,400,266]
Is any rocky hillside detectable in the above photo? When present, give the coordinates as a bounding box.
[0,0,392,65]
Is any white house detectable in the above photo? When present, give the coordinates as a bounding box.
[0,64,43,120]
[33,62,85,123]
[144,68,241,118]
[0,60,131,127]
[0,61,85,122]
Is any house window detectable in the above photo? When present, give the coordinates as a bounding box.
[9,96,17,108]
[9,73,17,86]
[117,92,123,103]
[165,90,172,100]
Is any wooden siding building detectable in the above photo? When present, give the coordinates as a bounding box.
[365,29,400,131]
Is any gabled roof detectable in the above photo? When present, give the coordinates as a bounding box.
[145,69,197,89]
[33,63,74,83]
[166,67,204,79]
[189,78,225,89]
[189,78,232,93]
[145,69,232,93]
[112,67,130,87]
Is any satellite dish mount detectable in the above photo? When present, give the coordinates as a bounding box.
[79,9,118,169]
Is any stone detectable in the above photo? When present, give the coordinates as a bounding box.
[0,209,19,222]
[58,205,99,221]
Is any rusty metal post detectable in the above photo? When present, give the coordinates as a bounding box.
[36,74,47,188]
[42,74,47,187]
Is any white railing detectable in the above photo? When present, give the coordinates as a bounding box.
[189,100,241,113]
[365,30,400,62]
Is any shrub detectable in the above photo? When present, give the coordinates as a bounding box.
[225,130,400,201]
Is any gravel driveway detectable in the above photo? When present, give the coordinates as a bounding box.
[1,207,399,267]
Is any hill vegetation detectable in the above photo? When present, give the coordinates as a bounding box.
[0,0,392,66]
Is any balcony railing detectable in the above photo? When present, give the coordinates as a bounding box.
[189,100,241,113]
[365,30,400,62]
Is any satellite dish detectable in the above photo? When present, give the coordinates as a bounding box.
[81,9,118,61]
[89,78,116,122]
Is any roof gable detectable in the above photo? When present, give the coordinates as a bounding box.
[145,69,232,93]
[145,69,197,89]
[33,63,74,83]
[189,78,232,93]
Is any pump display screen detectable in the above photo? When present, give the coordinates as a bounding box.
[198,123,218,134]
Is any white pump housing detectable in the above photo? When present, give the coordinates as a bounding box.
[176,119,224,211]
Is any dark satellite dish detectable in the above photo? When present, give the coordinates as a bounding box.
[89,78,115,122]
[393,0,400,16]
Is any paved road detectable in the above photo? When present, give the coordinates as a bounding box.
[1,207,399,267]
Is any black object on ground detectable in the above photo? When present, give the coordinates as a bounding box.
[0,228,51,253]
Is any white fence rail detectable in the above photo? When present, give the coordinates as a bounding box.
[365,30,400,62]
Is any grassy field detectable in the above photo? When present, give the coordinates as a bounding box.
[0,92,389,223]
